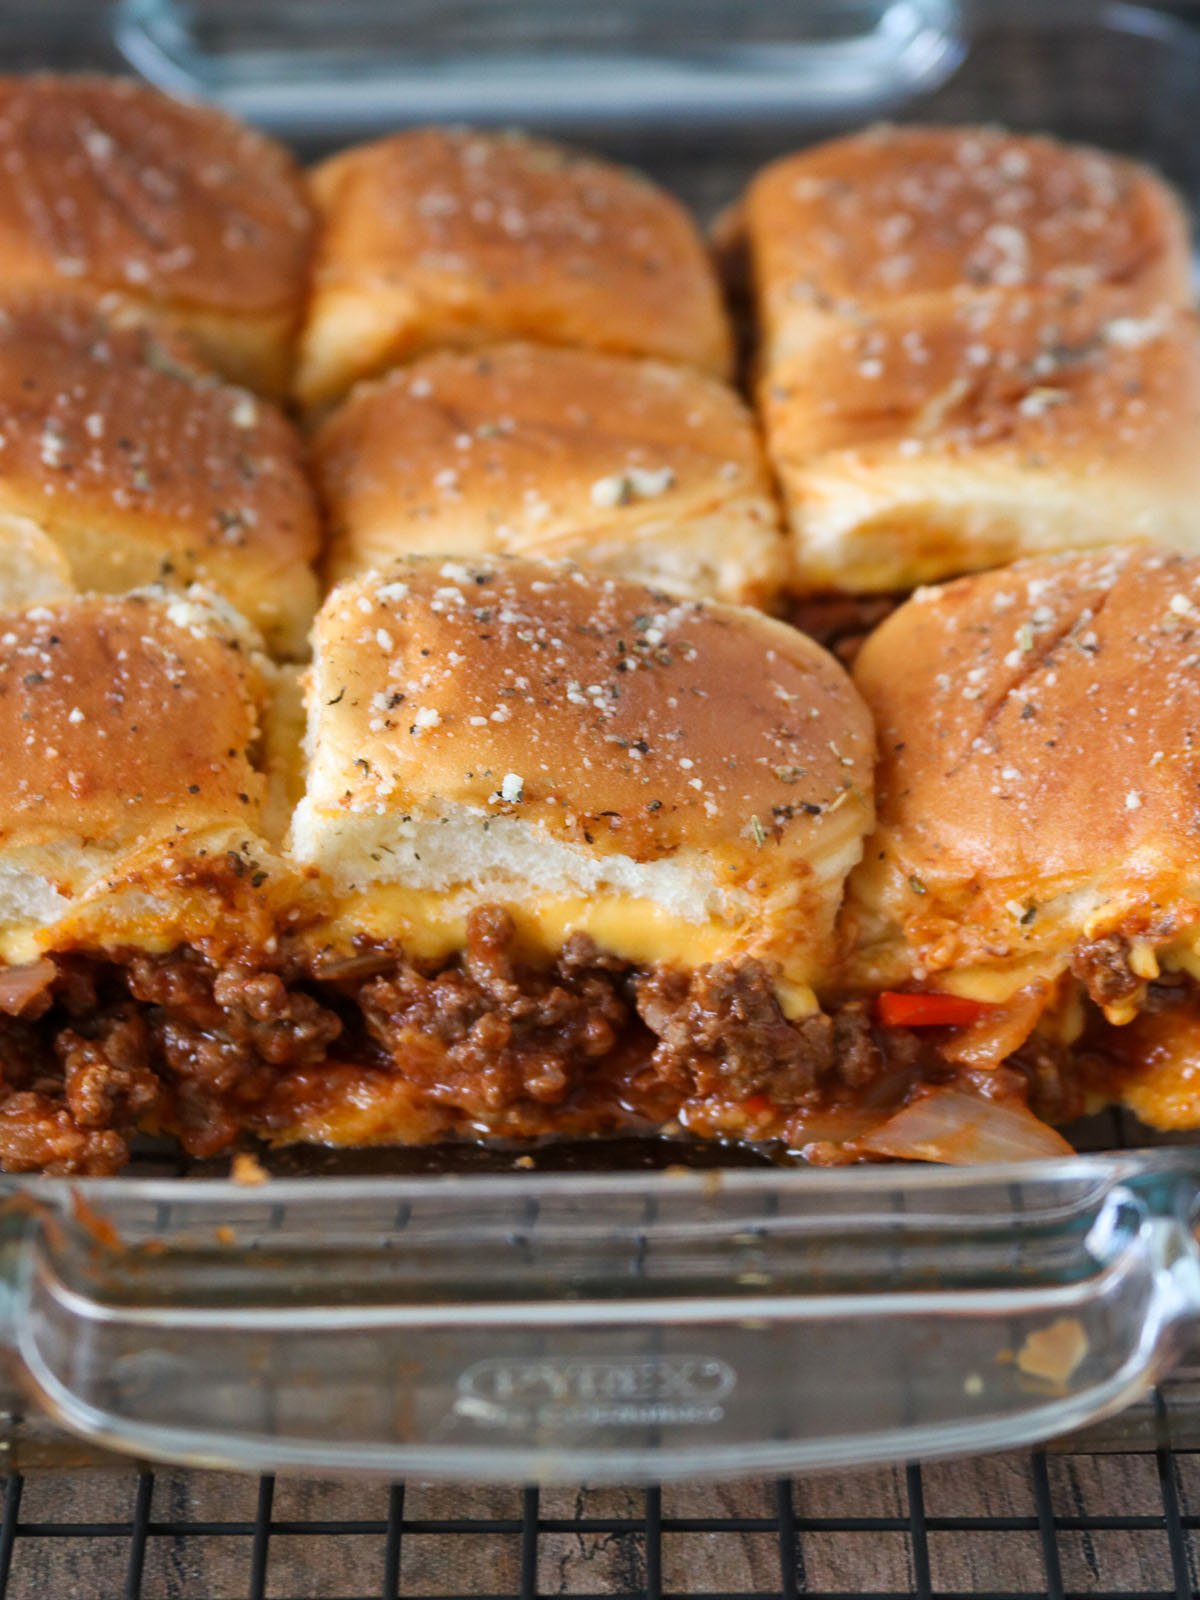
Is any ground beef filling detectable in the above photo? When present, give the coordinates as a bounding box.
[352,907,844,1124]
[0,950,344,1173]
[6,909,1170,1172]
[1070,935,1145,1007]
[0,908,901,1171]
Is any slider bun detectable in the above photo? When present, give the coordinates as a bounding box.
[315,343,787,608]
[763,295,1200,593]
[0,294,319,656]
[295,127,733,412]
[0,588,284,962]
[846,546,1200,991]
[0,75,313,398]
[291,556,874,992]
[746,124,1192,373]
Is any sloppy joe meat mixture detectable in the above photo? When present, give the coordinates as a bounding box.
[0,907,1164,1174]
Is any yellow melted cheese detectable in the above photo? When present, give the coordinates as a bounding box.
[936,960,1060,1005]
[933,933,1200,1025]
[1160,941,1200,982]
[317,885,818,1017]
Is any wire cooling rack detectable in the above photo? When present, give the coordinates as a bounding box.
[2,1433,1200,1599]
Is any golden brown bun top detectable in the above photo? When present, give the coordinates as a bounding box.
[0,589,266,853]
[763,292,1199,470]
[308,126,733,377]
[851,546,1200,969]
[0,74,312,316]
[314,342,770,558]
[310,555,872,861]
[747,124,1191,317]
[0,293,319,647]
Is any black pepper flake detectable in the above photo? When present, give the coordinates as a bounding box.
[646,799,662,812]
[326,686,346,706]
[187,783,200,794]
[908,875,927,895]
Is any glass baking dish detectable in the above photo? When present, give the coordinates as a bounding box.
[0,0,1194,1480]
[3,1152,1200,1482]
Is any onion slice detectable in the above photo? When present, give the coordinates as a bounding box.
[859,1088,1074,1165]
[0,958,56,1016]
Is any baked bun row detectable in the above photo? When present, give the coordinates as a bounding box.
[2,543,1200,1170]
[0,76,1195,629]
[0,75,731,409]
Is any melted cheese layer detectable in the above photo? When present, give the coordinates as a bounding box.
[313,885,818,1017]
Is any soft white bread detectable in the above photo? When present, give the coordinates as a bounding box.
[314,343,787,608]
[295,127,733,412]
[745,124,1192,375]
[0,294,319,657]
[0,75,314,398]
[845,546,1200,1007]
[291,555,874,1005]
[763,294,1200,593]
[0,587,289,964]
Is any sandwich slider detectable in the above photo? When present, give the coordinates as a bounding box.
[314,342,787,608]
[844,545,1200,1144]
[0,586,319,1173]
[0,294,319,657]
[267,554,875,1148]
[0,74,313,397]
[762,294,1200,594]
[744,123,1191,375]
[295,126,733,412]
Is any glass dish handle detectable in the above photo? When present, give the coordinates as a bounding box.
[0,1155,1197,1481]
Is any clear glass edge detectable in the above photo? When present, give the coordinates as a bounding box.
[111,0,967,135]
[0,1145,1178,1209]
